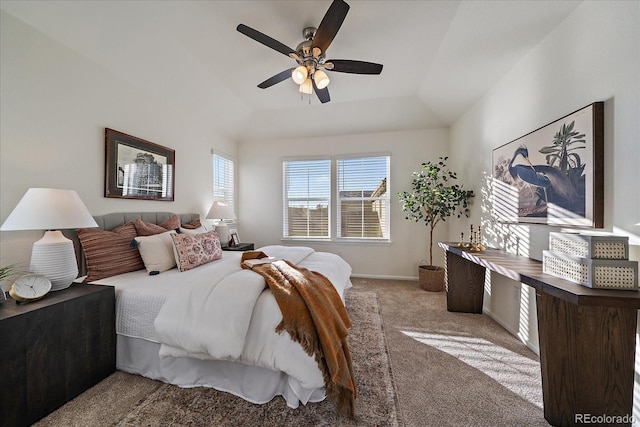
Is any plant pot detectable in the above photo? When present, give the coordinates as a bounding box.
[419,265,445,292]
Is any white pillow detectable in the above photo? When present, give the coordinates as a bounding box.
[179,225,208,235]
[134,230,177,274]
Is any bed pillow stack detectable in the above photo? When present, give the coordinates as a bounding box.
[131,217,222,274]
[78,215,220,281]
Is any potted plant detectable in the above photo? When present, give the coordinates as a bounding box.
[0,263,23,301]
[398,156,474,291]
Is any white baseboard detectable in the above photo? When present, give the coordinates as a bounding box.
[483,307,540,355]
[350,273,418,281]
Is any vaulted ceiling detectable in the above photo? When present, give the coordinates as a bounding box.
[1,0,581,142]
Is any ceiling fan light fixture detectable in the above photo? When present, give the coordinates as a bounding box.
[292,66,308,84]
[314,69,330,89]
[299,78,313,94]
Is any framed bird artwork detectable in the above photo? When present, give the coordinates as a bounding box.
[492,102,604,228]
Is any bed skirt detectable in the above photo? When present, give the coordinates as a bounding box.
[115,335,326,408]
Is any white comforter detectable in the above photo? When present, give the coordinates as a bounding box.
[122,245,352,390]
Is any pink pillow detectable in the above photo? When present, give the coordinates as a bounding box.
[171,230,222,272]
[134,215,180,236]
[181,219,203,229]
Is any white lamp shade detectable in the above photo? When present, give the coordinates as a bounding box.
[314,69,330,89]
[291,66,308,85]
[1,188,97,291]
[206,201,236,220]
[0,188,98,230]
[299,78,313,95]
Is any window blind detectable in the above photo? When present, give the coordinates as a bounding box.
[282,158,331,239]
[213,153,235,206]
[337,155,390,241]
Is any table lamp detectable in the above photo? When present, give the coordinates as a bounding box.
[206,201,236,247]
[0,188,98,291]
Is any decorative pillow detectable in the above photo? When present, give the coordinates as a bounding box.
[179,225,208,235]
[77,222,144,282]
[134,215,180,236]
[180,219,203,229]
[134,230,177,274]
[171,230,222,272]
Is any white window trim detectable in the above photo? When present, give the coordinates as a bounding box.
[280,153,392,244]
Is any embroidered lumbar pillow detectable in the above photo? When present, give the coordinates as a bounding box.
[171,230,223,272]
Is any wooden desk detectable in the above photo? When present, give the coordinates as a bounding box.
[439,242,640,427]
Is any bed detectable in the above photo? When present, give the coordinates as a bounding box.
[66,212,353,409]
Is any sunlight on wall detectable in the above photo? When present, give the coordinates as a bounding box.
[401,330,542,408]
[481,172,531,257]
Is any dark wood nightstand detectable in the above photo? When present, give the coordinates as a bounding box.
[223,243,255,251]
[0,284,116,427]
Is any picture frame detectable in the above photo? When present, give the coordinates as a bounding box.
[230,231,240,247]
[492,102,604,228]
[105,128,175,201]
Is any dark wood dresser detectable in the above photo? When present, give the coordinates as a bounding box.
[0,284,115,427]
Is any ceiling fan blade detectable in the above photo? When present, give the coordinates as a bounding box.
[312,0,350,54]
[325,59,383,75]
[312,78,331,103]
[258,69,294,89]
[237,24,296,57]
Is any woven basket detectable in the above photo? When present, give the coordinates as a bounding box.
[419,265,445,292]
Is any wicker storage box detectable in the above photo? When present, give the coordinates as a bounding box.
[542,250,638,290]
[549,232,629,260]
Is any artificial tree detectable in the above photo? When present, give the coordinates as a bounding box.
[398,156,474,268]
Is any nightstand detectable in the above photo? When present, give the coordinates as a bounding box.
[223,243,255,251]
[0,284,116,427]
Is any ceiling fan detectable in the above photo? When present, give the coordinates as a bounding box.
[237,0,383,104]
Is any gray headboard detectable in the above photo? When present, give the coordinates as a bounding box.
[63,212,200,278]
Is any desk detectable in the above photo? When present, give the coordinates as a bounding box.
[439,242,640,427]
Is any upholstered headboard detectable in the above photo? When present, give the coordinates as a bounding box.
[63,212,200,278]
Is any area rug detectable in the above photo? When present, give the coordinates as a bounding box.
[36,291,401,427]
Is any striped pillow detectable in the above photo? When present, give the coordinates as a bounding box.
[77,222,144,282]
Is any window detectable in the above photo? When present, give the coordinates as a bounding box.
[337,155,390,241]
[282,158,331,239]
[213,152,235,206]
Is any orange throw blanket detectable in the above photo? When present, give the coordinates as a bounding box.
[241,251,356,417]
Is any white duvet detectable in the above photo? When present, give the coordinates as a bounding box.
[95,245,352,392]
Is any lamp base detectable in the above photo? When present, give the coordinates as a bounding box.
[30,230,79,291]
[215,223,231,247]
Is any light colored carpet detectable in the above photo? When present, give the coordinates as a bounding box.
[35,278,550,426]
[35,291,400,427]
[354,277,550,427]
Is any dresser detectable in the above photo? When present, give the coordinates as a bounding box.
[0,284,116,427]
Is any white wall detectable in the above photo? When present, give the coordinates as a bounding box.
[0,11,237,283]
[237,129,453,278]
[449,0,639,352]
